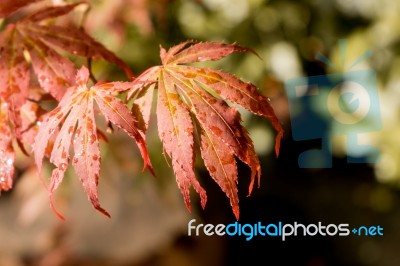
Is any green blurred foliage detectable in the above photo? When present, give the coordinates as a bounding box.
[86,0,400,186]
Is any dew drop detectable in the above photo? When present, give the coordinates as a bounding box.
[59,163,67,171]
[0,151,12,175]
[6,158,13,166]
[75,150,82,157]
[68,126,75,135]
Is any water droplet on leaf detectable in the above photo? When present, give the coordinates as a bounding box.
[6,158,13,166]
[59,163,67,171]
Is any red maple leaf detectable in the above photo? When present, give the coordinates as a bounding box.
[128,41,284,219]
[33,67,152,219]
[0,2,133,193]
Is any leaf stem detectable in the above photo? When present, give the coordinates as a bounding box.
[87,58,98,84]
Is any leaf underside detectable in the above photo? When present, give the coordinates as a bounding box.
[128,42,283,220]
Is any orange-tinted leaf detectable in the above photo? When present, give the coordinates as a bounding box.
[128,41,283,219]
[33,67,151,218]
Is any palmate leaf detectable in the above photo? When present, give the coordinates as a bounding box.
[128,41,284,219]
[0,2,133,103]
[33,67,152,219]
[0,2,133,193]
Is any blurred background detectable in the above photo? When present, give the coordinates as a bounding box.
[1,0,400,265]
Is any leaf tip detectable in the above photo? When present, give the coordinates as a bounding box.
[184,197,192,213]
[93,203,111,218]
[143,163,156,177]
[247,165,261,196]
[233,207,240,221]
[275,134,283,157]
[99,208,111,218]
[49,197,65,221]
[200,193,207,210]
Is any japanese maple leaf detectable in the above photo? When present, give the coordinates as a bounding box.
[33,67,153,219]
[128,41,284,220]
[0,2,132,105]
[0,2,133,193]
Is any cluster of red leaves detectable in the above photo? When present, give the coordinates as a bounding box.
[0,0,131,191]
[0,0,283,220]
